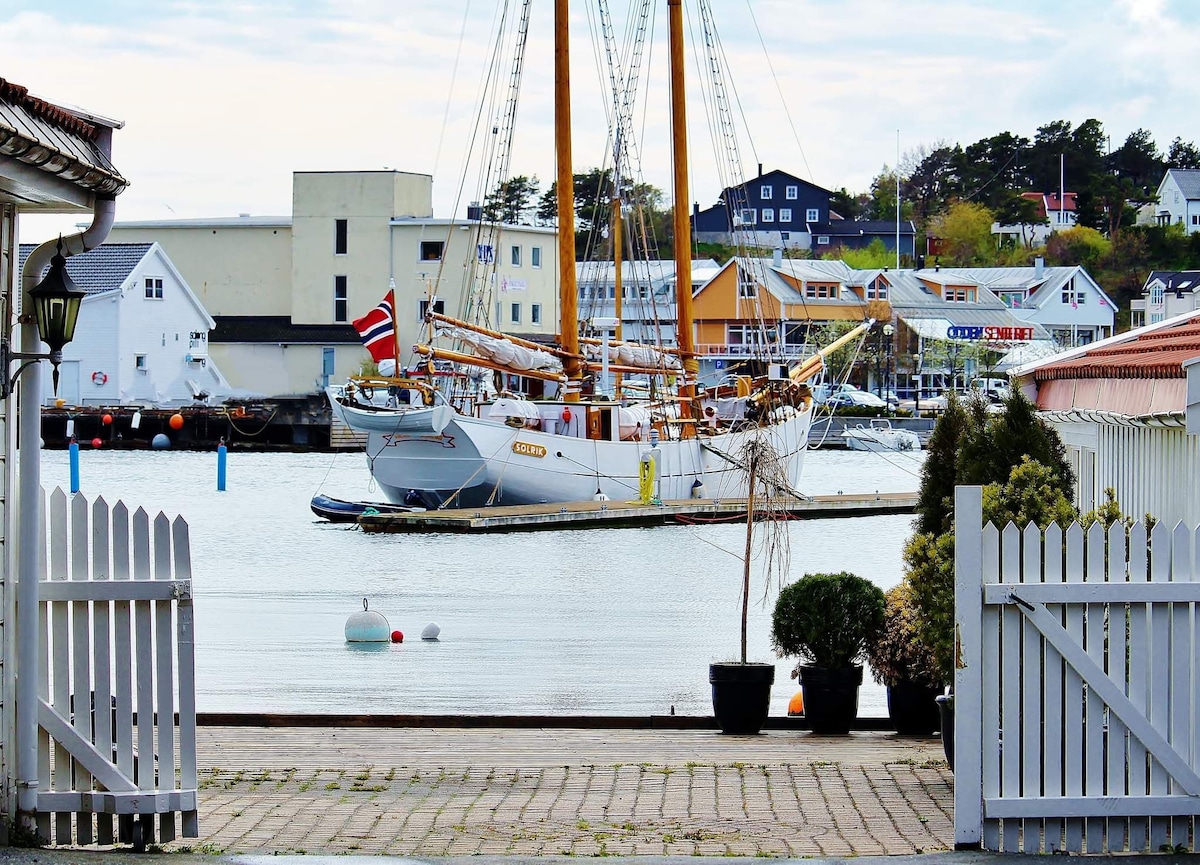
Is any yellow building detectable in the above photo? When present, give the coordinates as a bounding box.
[108,171,559,397]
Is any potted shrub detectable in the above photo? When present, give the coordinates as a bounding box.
[866,583,943,735]
[709,439,790,735]
[772,572,885,734]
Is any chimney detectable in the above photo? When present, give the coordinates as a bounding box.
[773,247,783,267]
[758,163,763,177]
[1035,256,1045,278]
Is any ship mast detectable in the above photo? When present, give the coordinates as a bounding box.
[556,0,583,401]
[668,0,696,415]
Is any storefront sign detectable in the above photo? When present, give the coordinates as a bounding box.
[946,325,1034,342]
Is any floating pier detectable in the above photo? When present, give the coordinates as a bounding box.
[358,492,916,533]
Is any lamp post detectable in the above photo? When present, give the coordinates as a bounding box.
[883,322,894,414]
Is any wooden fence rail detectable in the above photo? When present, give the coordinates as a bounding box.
[35,488,198,848]
[954,485,1199,853]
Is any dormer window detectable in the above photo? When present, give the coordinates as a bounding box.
[1150,285,1165,305]
[804,283,839,299]
[866,278,888,300]
[945,287,971,303]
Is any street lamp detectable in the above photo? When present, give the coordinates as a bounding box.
[1,240,86,398]
[882,323,894,413]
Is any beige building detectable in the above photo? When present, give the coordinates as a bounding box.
[108,171,560,397]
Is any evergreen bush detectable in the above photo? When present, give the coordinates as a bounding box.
[771,572,885,669]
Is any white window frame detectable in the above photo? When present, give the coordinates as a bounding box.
[531,246,542,268]
[805,208,819,222]
[737,208,756,226]
[510,245,522,267]
[761,208,775,223]
[786,185,798,200]
[531,303,542,325]
[510,302,521,324]
[144,276,164,300]
[135,354,148,372]
[816,235,830,245]
[760,185,773,200]
[1150,285,1165,305]
[779,208,792,223]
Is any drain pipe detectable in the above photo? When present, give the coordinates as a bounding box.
[15,194,117,827]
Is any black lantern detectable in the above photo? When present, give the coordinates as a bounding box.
[1,239,87,398]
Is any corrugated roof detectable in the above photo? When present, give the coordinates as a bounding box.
[18,242,152,295]
[1168,168,1200,200]
[1032,319,1200,381]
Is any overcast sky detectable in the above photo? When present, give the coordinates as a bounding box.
[6,0,1197,241]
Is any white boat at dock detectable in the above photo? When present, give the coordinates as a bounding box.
[841,419,922,453]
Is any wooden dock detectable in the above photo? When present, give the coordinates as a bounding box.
[358,491,916,533]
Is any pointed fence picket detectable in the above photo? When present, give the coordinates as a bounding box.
[34,488,198,847]
[954,485,1200,854]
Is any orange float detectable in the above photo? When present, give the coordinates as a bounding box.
[169,413,185,430]
[787,690,805,716]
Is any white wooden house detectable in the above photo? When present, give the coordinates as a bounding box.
[1011,310,1200,526]
[19,242,230,406]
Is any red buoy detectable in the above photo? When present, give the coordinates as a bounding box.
[390,630,404,643]
[91,437,103,449]
[169,413,184,430]
[562,407,572,423]
[102,413,113,425]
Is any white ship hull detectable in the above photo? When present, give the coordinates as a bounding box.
[342,404,813,507]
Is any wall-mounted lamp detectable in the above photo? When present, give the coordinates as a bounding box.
[2,240,87,398]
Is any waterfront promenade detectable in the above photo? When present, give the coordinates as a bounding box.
[168,726,952,857]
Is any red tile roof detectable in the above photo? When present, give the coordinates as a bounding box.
[1020,191,1076,220]
[1033,319,1200,381]
[0,77,98,141]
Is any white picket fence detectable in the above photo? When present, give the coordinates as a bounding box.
[35,488,198,848]
[954,485,1200,853]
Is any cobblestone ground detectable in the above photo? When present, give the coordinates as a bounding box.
[180,759,953,857]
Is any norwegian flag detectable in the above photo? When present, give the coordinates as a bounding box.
[352,290,397,362]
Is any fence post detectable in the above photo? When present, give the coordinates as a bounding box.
[954,485,984,848]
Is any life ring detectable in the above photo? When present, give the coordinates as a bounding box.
[91,371,108,386]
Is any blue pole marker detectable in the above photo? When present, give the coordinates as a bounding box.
[69,439,80,494]
[217,439,227,491]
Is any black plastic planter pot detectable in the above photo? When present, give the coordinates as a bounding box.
[709,662,775,735]
[936,694,954,770]
[798,664,862,734]
[886,681,942,736]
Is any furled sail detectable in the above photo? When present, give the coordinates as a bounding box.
[582,341,682,372]
[439,324,564,375]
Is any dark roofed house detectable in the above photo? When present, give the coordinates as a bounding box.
[807,219,916,256]
[692,167,834,251]
[1131,270,1200,328]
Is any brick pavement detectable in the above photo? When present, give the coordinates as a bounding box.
[163,727,954,857]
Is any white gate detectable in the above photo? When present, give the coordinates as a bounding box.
[35,488,198,848]
[954,485,1200,853]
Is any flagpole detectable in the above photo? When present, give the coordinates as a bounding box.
[390,278,401,376]
[1059,153,1065,229]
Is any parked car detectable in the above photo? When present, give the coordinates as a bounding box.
[812,383,861,404]
[827,390,887,409]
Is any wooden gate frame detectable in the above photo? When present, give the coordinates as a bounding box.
[954,485,1200,853]
[34,489,198,847]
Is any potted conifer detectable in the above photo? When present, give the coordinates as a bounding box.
[771,572,885,734]
[866,583,943,735]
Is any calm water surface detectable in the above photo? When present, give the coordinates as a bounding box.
[40,446,925,718]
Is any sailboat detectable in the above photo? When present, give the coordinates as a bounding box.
[328,0,873,508]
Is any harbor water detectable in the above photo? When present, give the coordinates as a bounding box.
[40,446,926,719]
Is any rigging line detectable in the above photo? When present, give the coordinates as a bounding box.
[741,0,813,183]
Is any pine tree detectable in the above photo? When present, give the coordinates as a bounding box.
[914,395,969,535]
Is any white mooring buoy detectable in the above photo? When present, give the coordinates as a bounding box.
[345,598,391,643]
[421,622,441,641]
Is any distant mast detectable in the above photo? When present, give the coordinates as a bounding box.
[668,0,697,413]
[556,0,583,400]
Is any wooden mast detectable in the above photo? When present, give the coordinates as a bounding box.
[668,0,696,416]
[556,0,583,401]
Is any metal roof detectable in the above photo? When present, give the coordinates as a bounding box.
[112,216,292,229]
[18,242,152,295]
[0,77,128,198]
[808,220,916,236]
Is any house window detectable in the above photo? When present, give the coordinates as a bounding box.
[780,232,790,241]
[866,278,889,300]
[816,235,830,245]
[511,302,521,324]
[786,185,798,200]
[737,208,756,226]
[334,275,348,322]
[1150,312,1165,324]
[805,208,819,222]
[804,283,839,299]
[1150,285,1165,305]
[761,208,775,223]
[135,354,147,372]
[418,298,446,320]
[780,208,792,223]
[945,287,969,303]
[738,275,757,298]
[531,246,542,268]
[511,245,522,266]
[420,240,444,261]
[531,303,542,325]
[144,277,164,299]
[1061,280,1081,305]
[335,219,348,255]
[760,185,773,200]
